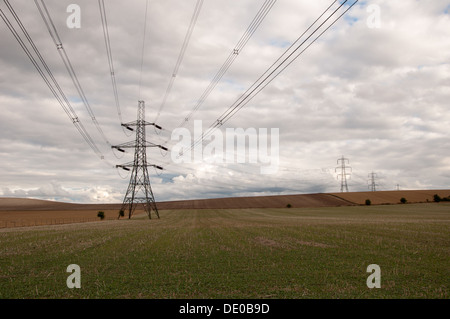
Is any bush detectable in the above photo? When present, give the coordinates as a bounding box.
[365,199,371,206]
[286,204,292,208]
[400,197,407,204]
[119,210,125,217]
[97,211,105,220]
[433,194,441,202]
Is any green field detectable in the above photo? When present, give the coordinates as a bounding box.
[0,203,449,299]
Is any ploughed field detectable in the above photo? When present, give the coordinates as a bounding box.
[1,189,449,228]
[0,201,448,299]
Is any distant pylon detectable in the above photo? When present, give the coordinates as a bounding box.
[368,171,378,192]
[112,101,167,219]
[335,155,351,192]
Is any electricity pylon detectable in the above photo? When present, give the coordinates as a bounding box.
[112,100,167,219]
[335,155,351,192]
[368,171,378,192]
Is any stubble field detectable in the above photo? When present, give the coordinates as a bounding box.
[0,202,449,299]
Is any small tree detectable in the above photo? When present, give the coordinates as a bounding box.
[286,203,292,208]
[119,210,125,218]
[433,194,441,203]
[400,197,407,204]
[97,211,105,220]
[365,199,371,206]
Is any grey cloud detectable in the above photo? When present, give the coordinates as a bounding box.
[0,1,449,203]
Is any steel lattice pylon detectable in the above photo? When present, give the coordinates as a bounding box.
[112,101,166,219]
[336,155,351,192]
[368,171,378,192]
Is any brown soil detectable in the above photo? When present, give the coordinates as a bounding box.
[1,189,448,229]
[329,189,450,205]
[156,193,353,210]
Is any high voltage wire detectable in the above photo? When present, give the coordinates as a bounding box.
[155,0,277,150]
[1,1,360,191]
[98,0,123,125]
[138,0,149,100]
[155,0,348,164]
[187,0,358,154]
[212,0,344,126]
[0,1,111,165]
[173,0,277,131]
[34,0,111,147]
[153,0,204,123]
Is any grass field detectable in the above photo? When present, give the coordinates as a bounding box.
[0,203,449,299]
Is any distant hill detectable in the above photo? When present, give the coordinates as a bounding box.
[0,197,120,211]
[156,193,353,210]
[156,189,450,209]
[329,189,450,205]
[1,189,448,211]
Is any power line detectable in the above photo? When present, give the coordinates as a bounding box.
[98,0,123,125]
[188,0,358,154]
[166,0,354,161]
[138,0,149,100]
[34,0,111,147]
[156,0,277,150]
[216,0,352,126]
[0,1,109,164]
[154,0,204,123]
[2,1,362,195]
[173,0,277,130]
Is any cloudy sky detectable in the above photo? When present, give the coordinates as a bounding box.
[0,0,449,203]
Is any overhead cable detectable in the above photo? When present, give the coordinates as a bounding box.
[1,1,109,164]
[189,0,358,153]
[153,0,204,123]
[34,0,111,147]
